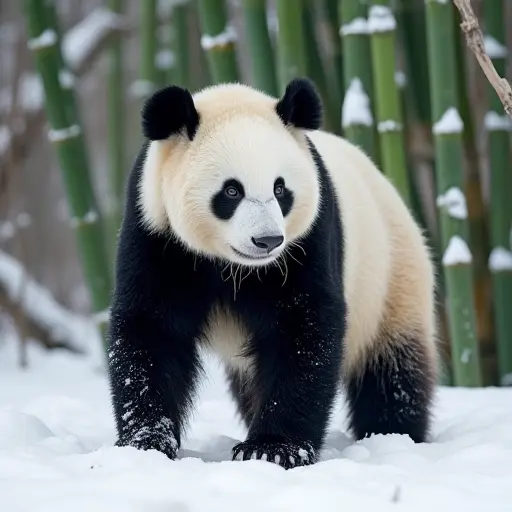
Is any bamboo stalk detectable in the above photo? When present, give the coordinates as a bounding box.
[339,0,377,159]
[140,0,159,96]
[483,0,512,387]
[169,1,191,89]
[275,0,307,94]
[107,0,125,265]
[425,0,482,386]
[242,0,278,96]
[197,0,240,84]
[368,1,410,205]
[24,0,112,348]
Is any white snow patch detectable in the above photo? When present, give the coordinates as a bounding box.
[27,29,57,50]
[501,373,512,386]
[460,349,472,364]
[395,70,406,88]
[0,250,97,352]
[433,108,464,134]
[58,69,75,89]
[48,124,81,142]
[339,17,368,36]
[0,344,511,510]
[367,5,396,33]
[130,79,156,98]
[484,111,512,131]
[70,210,99,228]
[436,187,468,220]
[483,35,508,59]
[342,78,373,128]
[377,120,402,132]
[488,247,512,272]
[442,235,472,266]
[155,49,175,70]
[63,7,124,68]
[201,25,237,50]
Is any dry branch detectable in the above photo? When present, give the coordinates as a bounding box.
[453,0,512,118]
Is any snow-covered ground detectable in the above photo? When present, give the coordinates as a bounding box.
[0,338,511,512]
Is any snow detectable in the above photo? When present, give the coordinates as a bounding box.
[484,111,512,131]
[155,49,175,70]
[442,235,472,266]
[48,124,81,142]
[27,29,57,50]
[62,7,124,69]
[129,80,156,98]
[488,247,512,272]
[0,338,511,512]
[0,250,93,352]
[339,18,369,36]
[483,35,508,59]
[433,108,464,134]
[367,6,396,33]
[436,187,468,220]
[342,78,373,128]
[394,70,406,88]
[0,124,11,155]
[201,25,237,51]
[377,120,402,133]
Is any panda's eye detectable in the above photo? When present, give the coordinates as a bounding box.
[274,179,285,198]
[225,185,240,198]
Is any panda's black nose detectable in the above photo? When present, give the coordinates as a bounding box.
[251,235,284,253]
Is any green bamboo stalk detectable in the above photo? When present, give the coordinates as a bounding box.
[275,0,307,94]
[140,0,159,96]
[107,0,125,264]
[242,0,278,96]
[368,1,410,206]
[197,0,240,84]
[169,2,191,89]
[339,0,377,159]
[302,1,337,132]
[320,0,343,135]
[24,0,112,348]
[483,0,512,386]
[425,0,482,386]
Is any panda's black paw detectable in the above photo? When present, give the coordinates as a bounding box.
[115,425,178,460]
[232,437,316,469]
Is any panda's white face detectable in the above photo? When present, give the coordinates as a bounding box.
[139,83,322,267]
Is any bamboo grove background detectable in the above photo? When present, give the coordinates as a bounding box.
[0,0,511,388]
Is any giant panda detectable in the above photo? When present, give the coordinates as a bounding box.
[107,77,439,470]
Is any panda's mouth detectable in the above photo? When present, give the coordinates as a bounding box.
[230,246,274,260]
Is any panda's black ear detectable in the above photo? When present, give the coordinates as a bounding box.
[141,85,200,141]
[275,78,323,131]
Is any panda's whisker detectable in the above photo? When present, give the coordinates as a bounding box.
[290,240,307,257]
[287,248,304,267]
[280,255,289,287]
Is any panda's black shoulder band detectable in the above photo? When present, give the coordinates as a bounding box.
[275,78,323,131]
[141,85,200,141]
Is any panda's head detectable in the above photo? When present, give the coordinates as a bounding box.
[139,78,323,267]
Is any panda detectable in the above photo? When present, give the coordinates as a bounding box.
[107,77,439,470]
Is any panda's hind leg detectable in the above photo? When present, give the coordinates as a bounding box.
[343,328,437,443]
[225,368,255,429]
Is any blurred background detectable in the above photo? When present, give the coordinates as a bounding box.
[0,0,511,389]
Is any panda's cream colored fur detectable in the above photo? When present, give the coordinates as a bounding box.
[109,78,438,470]
[138,83,437,382]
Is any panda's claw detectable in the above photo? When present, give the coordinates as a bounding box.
[231,439,315,469]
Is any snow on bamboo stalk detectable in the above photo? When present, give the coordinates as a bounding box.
[339,0,376,159]
[483,0,512,386]
[368,1,410,206]
[275,0,307,94]
[24,0,112,348]
[242,0,278,96]
[107,0,125,263]
[425,0,481,387]
[198,0,240,84]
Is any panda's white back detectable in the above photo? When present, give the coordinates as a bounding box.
[307,129,438,377]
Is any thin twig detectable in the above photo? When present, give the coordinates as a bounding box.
[452,0,512,119]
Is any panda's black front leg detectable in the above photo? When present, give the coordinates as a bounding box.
[232,289,345,469]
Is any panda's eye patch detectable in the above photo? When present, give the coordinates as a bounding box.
[274,178,285,198]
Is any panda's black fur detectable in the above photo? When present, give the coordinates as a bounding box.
[107,79,433,469]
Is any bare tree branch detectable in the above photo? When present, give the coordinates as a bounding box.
[453,0,512,119]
